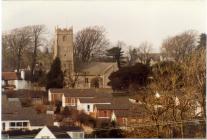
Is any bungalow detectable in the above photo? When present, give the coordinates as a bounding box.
[94,97,131,120]
[35,126,84,139]
[76,98,111,115]
[48,88,112,107]
[62,89,95,107]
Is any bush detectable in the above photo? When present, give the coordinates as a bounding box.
[21,98,32,107]
[61,107,71,117]
[35,104,46,114]
[54,101,62,114]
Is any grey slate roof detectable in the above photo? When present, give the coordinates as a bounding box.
[112,104,147,118]
[50,88,112,98]
[76,62,117,75]
[95,97,131,110]
[47,126,83,138]
[2,95,53,126]
[4,89,46,98]
[79,98,112,103]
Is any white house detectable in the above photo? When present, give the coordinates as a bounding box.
[2,70,31,91]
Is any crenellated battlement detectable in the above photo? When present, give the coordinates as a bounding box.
[55,26,73,33]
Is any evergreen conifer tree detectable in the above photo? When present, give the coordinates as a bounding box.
[46,57,64,90]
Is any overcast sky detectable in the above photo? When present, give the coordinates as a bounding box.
[2,0,207,52]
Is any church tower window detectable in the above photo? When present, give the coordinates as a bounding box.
[63,35,66,41]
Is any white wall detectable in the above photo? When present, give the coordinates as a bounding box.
[62,95,65,107]
[35,126,56,139]
[48,90,52,102]
[77,100,94,114]
[195,101,202,116]
[2,120,30,131]
[77,99,110,114]
[15,80,30,90]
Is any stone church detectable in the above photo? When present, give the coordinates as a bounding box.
[53,27,118,88]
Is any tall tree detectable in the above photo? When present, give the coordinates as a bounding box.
[106,41,125,69]
[29,25,47,82]
[74,26,109,65]
[2,27,31,72]
[46,57,64,90]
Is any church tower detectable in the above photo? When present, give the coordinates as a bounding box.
[53,27,74,77]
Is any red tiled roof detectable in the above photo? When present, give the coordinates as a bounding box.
[2,72,21,80]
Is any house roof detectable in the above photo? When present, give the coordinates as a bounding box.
[4,89,46,99]
[2,129,41,139]
[50,88,112,98]
[2,95,22,114]
[47,126,83,138]
[95,97,131,110]
[113,104,147,118]
[2,72,21,80]
[48,126,83,132]
[2,95,53,126]
[76,62,117,75]
[79,98,111,104]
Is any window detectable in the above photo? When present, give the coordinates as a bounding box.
[10,122,15,127]
[2,123,5,131]
[23,122,28,126]
[71,132,84,139]
[85,78,89,83]
[41,136,50,139]
[104,111,107,117]
[87,105,90,112]
[16,122,22,126]
[71,98,76,106]
[63,35,66,41]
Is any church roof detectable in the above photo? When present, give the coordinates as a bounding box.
[76,62,117,75]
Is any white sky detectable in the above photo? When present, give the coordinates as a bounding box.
[2,0,207,52]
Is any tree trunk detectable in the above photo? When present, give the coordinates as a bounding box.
[156,125,160,138]
[17,50,21,73]
[30,38,37,82]
[180,121,184,138]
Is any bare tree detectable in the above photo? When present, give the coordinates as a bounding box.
[2,27,32,72]
[141,90,172,138]
[74,26,109,65]
[137,41,152,65]
[161,30,197,63]
[182,47,206,118]
[126,46,139,66]
[29,25,47,82]
[64,73,80,88]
